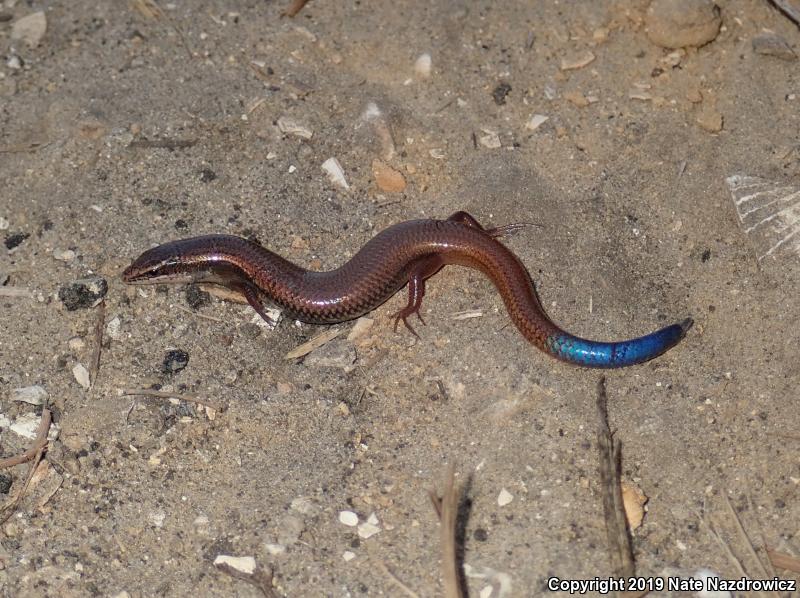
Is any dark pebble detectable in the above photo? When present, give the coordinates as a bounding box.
[174,219,189,231]
[474,528,489,541]
[185,284,210,309]
[0,472,12,494]
[701,249,711,262]
[58,277,108,310]
[162,350,190,374]
[492,82,512,105]
[5,232,30,250]
[199,169,217,183]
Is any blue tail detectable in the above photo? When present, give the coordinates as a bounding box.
[545,318,692,368]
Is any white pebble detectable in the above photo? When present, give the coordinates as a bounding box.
[277,116,313,139]
[148,511,166,527]
[321,157,349,190]
[342,551,356,562]
[106,316,122,340]
[357,521,381,539]
[11,385,47,405]
[72,363,91,389]
[525,114,549,131]
[338,510,359,526]
[11,11,47,48]
[264,543,286,555]
[9,413,41,439]
[414,53,432,77]
[53,249,76,262]
[0,217,10,230]
[497,488,514,506]
[214,555,256,575]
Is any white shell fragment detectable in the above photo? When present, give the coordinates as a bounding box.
[727,174,800,261]
[12,385,47,405]
[72,363,91,389]
[277,116,313,139]
[213,555,256,575]
[321,158,350,190]
[479,129,502,149]
[338,510,359,526]
[525,114,549,131]
[414,53,432,77]
[497,488,514,506]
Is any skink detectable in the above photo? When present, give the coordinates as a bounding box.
[122,211,691,368]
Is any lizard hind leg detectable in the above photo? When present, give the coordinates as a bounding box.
[392,255,446,338]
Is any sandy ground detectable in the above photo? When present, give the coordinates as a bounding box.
[1,1,799,596]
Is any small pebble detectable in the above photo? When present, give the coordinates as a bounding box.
[53,248,76,262]
[491,82,512,105]
[321,157,350,190]
[264,543,286,556]
[0,217,8,230]
[645,0,721,49]
[342,551,356,562]
[9,413,42,439]
[479,129,501,149]
[0,473,12,495]
[162,350,190,374]
[106,316,122,340]
[68,336,86,351]
[58,277,108,310]
[696,105,723,133]
[564,90,589,107]
[11,11,47,48]
[752,33,797,61]
[213,555,256,575]
[277,116,313,139]
[185,285,210,310]
[372,160,406,193]
[304,339,357,370]
[72,363,91,389]
[414,53,432,77]
[290,496,318,516]
[6,55,22,70]
[5,232,29,250]
[12,385,47,405]
[339,510,359,526]
[357,520,381,539]
[560,51,595,71]
[497,488,513,506]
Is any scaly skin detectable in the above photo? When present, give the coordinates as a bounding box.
[122,212,691,368]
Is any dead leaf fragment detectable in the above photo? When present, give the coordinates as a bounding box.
[621,481,647,530]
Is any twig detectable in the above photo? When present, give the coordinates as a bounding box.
[375,561,420,598]
[696,510,769,598]
[121,388,222,410]
[765,546,800,573]
[0,409,51,524]
[722,494,769,579]
[770,0,800,27]
[596,377,635,577]
[90,299,105,386]
[214,562,278,598]
[0,409,52,469]
[747,494,777,578]
[0,287,34,298]
[429,465,464,598]
[128,138,197,150]
[283,0,311,17]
